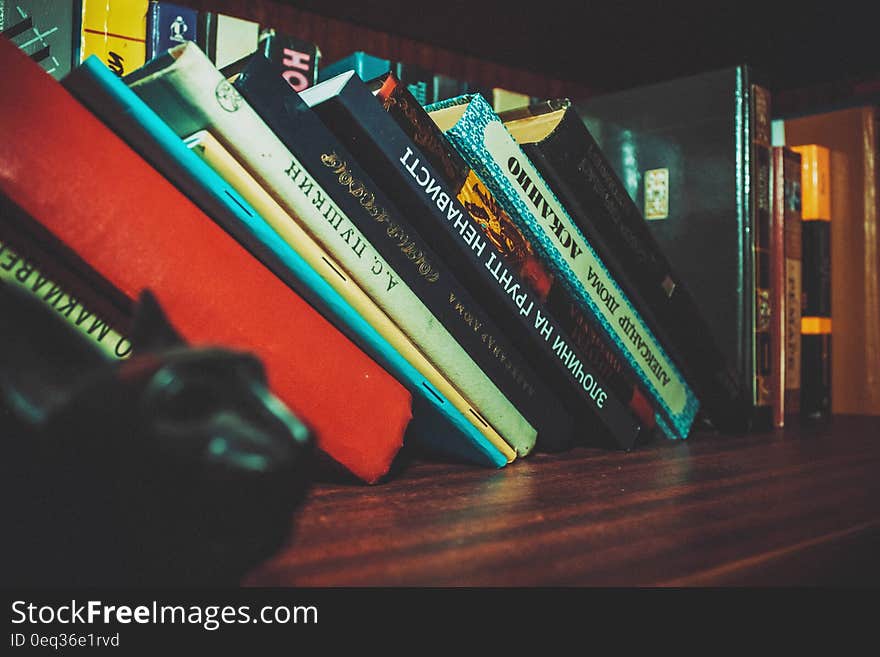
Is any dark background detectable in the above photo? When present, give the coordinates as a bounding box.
[276,0,880,95]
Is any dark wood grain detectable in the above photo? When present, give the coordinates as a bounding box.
[244,415,880,586]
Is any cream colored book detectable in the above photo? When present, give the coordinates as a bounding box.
[186,129,516,462]
[127,43,536,457]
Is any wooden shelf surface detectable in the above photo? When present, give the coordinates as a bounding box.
[245,415,880,586]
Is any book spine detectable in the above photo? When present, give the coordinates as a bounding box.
[80,0,148,76]
[233,58,563,452]
[185,131,510,465]
[147,1,160,60]
[783,149,803,420]
[0,229,132,361]
[126,44,536,456]
[504,102,747,431]
[305,77,642,449]
[770,147,787,427]
[793,144,832,419]
[377,78,658,436]
[752,85,774,424]
[430,94,697,439]
[257,28,320,92]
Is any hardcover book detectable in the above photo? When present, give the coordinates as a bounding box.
[0,37,413,484]
[319,51,436,105]
[785,110,879,417]
[124,43,536,458]
[789,143,833,418]
[301,72,643,450]
[427,93,698,441]
[0,214,131,362]
[258,27,320,92]
[0,0,78,79]
[197,11,258,70]
[79,0,148,76]
[578,66,776,429]
[62,54,508,469]
[370,73,658,446]
[499,98,749,434]
[771,146,804,426]
[234,54,570,454]
[146,1,198,60]
[184,130,508,466]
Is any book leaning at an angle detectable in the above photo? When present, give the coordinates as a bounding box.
[368,73,654,449]
[427,94,699,440]
[499,99,750,433]
[0,37,412,485]
[185,130,509,465]
[300,72,643,450]
[233,54,568,453]
[123,42,536,457]
[62,55,508,468]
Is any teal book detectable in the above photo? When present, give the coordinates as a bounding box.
[426,93,699,440]
[62,56,507,469]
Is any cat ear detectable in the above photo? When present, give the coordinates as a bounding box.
[130,289,186,352]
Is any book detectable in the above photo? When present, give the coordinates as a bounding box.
[197,11,258,70]
[257,27,320,92]
[184,130,509,466]
[789,143,833,418]
[785,110,879,416]
[371,73,657,446]
[233,54,564,453]
[301,72,643,450]
[771,146,804,426]
[499,98,749,434]
[123,43,536,457]
[62,53,508,469]
[0,209,131,361]
[427,93,698,440]
[0,0,79,79]
[0,37,413,484]
[578,66,777,430]
[319,51,436,105]
[146,1,198,60]
[79,0,148,76]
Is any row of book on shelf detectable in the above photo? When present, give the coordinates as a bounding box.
[1,2,877,486]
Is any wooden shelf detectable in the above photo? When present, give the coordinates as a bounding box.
[245,414,880,586]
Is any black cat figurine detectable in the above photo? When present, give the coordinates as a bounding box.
[0,282,314,586]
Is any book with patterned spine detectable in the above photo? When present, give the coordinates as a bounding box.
[427,93,699,440]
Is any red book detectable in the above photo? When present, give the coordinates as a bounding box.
[0,37,412,484]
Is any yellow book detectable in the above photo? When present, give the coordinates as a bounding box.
[186,129,517,463]
[80,0,148,76]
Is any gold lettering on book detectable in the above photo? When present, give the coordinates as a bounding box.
[320,151,440,283]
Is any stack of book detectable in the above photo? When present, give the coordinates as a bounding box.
[8,4,866,485]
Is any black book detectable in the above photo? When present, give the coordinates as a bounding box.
[299,71,643,450]
[499,98,749,432]
[258,27,320,93]
[577,66,774,430]
[234,54,575,452]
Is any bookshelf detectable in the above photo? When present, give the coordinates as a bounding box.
[4,0,879,588]
[246,415,880,586]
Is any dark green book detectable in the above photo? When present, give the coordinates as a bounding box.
[577,65,774,430]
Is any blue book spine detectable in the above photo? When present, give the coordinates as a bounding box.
[318,51,390,83]
[147,1,198,61]
[427,93,699,440]
[62,56,506,468]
